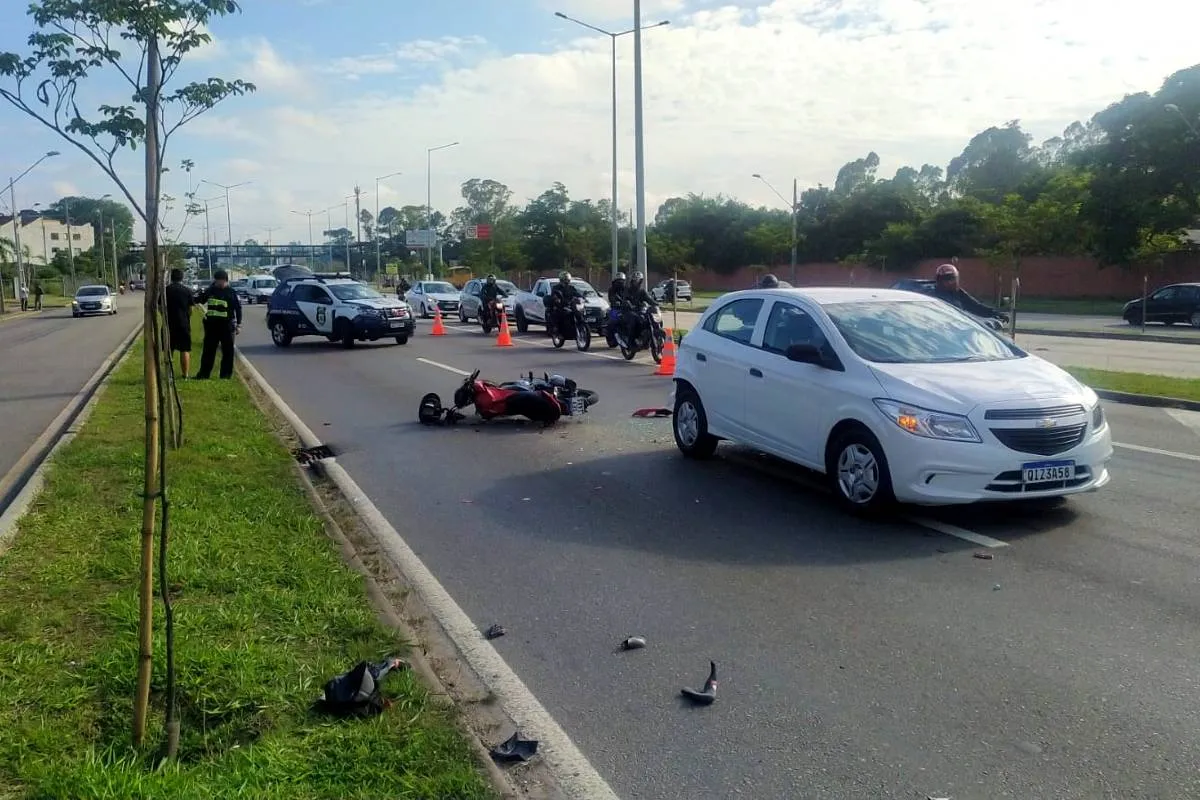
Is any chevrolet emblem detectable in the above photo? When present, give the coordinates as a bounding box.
[1037,418,1058,429]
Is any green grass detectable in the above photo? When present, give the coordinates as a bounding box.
[1014,298,1126,316]
[0,319,494,800]
[1067,367,1200,402]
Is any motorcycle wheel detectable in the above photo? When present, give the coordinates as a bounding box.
[620,343,636,361]
[550,320,565,348]
[650,334,664,364]
[575,388,599,407]
[481,317,494,335]
[575,320,591,351]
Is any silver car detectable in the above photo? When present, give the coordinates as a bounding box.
[72,285,117,317]
[458,278,518,322]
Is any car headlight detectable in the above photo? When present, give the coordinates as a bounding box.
[359,307,383,317]
[1091,402,1105,430]
[873,399,981,443]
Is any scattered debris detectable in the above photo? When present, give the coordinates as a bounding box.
[632,407,672,418]
[314,657,409,718]
[293,444,334,465]
[973,552,994,560]
[680,660,718,705]
[619,636,647,651]
[489,731,539,763]
[993,584,1002,591]
[483,623,507,640]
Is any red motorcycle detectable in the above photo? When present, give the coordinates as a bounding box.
[418,369,598,426]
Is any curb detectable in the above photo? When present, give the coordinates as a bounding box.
[0,309,38,324]
[1094,389,1200,413]
[0,323,144,552]
[235,349,619,800]
[1018,327,1200,346]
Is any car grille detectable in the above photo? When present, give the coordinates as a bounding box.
[990,423,1087,456]
[984,404,1084,420]
[82,303,100,310]
[385,307,408,319]
[437,300,458,309]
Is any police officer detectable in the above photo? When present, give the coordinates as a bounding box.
[194,269,243,380]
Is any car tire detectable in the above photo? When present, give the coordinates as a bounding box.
[1190,311,1200,329]
[270,318,293,347]
[672,385,719,460]
[72,312,80,318]
[826,426,895,516]
[515,306,529,333]
[395,335,409,345]
[336,320,355,349]
[459,307,468,323]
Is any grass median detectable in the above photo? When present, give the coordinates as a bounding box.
[1066,366,1200,403]
[0,320,494,799]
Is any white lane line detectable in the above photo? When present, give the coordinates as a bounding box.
[238,352,620,800]
[1166,408,1200,436]
[415,356,472,376]
[1113,442,1200,463]
[904,516,1010,549]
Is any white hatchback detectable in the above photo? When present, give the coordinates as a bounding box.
[670,288,1113,513]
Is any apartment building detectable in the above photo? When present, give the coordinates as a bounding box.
[0,210,96,266]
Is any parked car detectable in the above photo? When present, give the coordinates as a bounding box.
[890,278,935,295]
[1121,282,1200,328]
[513,277,610,333]
[406,280,461,318]
[458,278,519,322]
[241,274,279,304]
[266,274,415,348]
[651,279,693,302]
[72,285,118,317]
[669,287,1112,513]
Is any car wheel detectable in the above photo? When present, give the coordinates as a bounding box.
[270,319,293,347]
[73,312,80,318]
[826,426,894,515]
[395,335,409,345]
[515,306,529,333]
[1190,311,1200,329]
[673,385,719,459]
[1127,313,1143,326]
[336,320,355,349]
[459,307,468,323]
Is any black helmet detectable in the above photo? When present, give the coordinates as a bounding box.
[631,271,644,285]
[759,273,780,289]
[486,274,496,284]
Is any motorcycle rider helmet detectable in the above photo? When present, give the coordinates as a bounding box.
[559,271,572,285]
[486,274,496,285]
[418,393,444,426]
[631,271,644,286]
[616,272,626,281]
[935,263,959,280]
[759,273,780,289]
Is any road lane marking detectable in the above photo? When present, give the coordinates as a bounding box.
[903,516,1010,549]
[1112,442,1200,463]
[1166,408,1200,436]
[415,357,472,376]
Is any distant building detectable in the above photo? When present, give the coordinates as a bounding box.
[0,210,96,267]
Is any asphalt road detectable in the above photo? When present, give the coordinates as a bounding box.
[237,308,1200,800]
[0,304,142,509]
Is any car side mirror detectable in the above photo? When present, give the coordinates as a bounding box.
[786,343,827,366]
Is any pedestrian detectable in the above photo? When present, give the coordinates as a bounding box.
[193,269,242,380]
[33,282,43,311]
[18,284,28,312]
[165,268,196,379]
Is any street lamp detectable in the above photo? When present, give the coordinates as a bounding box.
[752,173,799,281]
[426,141,459,278]
[290,209,315,268]
[632,0,649,277]
[322,202,342,267]
[375,170,402,277]
[1165,103,1199,136]
[199,179,251,267]
[554,11,669,280]
[2,150,59,314]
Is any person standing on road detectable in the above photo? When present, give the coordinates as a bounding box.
[194,269,242,380]
[18,284,28,312]
[165,268,196,379]
[33,282,44,311]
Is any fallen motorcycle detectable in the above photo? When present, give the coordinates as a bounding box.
[418,369,599,426]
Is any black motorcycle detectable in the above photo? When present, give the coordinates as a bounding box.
[480,298,505,334]
[616,302,666,364]
[549,297,592,351]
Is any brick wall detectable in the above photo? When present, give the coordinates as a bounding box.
[656,251,1200,300]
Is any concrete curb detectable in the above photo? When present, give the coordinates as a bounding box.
[0,309,38,324]
[1094,389,1200,413]
[235,349,619,800]
[0,323,144,553]
[1018,327,1200,346]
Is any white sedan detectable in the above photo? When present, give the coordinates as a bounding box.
[72,285,118,317]
[669,287,1113,513]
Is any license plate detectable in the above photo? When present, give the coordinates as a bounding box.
[389,321,403,328]
[568,396,587,416]
[1021,460,1076,484]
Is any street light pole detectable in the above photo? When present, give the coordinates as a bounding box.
[752,172,799,282]
[375,170,402,278]
[200,179,251,270]
[2,151,60,313]
[426,141,459,279]
[290,209,315,268]
[554,11,669,281]
[632,0,649,277]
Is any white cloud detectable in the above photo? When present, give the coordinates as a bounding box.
[52,181,81,198]
[240,37,309,95]
[170,0,1200,243]
[544,0,688,23]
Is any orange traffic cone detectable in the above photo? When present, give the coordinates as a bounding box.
[430,306,447,336]
[495,309,514,347]
[655,328,676,376]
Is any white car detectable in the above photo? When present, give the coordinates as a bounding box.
[406,280,461,318]
[669,287,1113,512]
[72,285,118,317]
[242,274,278,304]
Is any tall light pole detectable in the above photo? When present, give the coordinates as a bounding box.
[3,150,60,313]
[323,203,339,267]
[200,195,224,279]
[263,226,279,266]
[632,0,649,277]
[375,170,402,277]
[752,173,799,281]
[426,141,459,278]
[1165,103,1199,136]
[200,179,251,267]
[290,209,315,268]
[554,11,669,280]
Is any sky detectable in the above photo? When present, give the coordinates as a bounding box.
[1,0,1199,245]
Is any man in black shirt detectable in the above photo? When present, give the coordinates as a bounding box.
[194,269,242,380]
[164,268,196,379]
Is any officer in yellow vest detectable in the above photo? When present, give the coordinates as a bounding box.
[194,269,243,379]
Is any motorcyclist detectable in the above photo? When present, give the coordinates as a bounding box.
[621,271,658,344]
[759,273,781,289]
[396,276,412,298]
[545,271,582,335]
[932,263,1008,322]
[479,273,508,324]
[607,271,628,307]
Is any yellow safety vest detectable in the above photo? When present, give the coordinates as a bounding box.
[205,297,229,319]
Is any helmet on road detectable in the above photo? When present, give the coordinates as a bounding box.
[759,273,780,289]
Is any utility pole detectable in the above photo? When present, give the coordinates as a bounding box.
[353,185,362,277]
[263,226,279,265]
[97,211,108,285]
[632,0,649,276]
[790,177,798,284]
[65,199,76,287]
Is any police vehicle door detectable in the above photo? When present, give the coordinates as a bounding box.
[293,284,336,334]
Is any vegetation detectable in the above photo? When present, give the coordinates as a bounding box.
[1067,367,1200,403]
[0,326,493,799]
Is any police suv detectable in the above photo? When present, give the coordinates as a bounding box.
[266,269,416,348]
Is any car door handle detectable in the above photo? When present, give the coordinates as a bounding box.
[749,367,763,378]
[696,353,707,362]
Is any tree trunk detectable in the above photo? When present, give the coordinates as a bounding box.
[133,32,163,750]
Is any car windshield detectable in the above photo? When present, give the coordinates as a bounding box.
[76,287,108,297]
[497,280,517,293]
[423,282,456,294]
[329,283,383,301]
[571,280,598,297]
[252,279,277,289]
[823,299,1022,364]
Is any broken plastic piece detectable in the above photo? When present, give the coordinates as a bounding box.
[483,623,507,640]
[489,731,539,762]
[293,444,334,465]
[973,552,994,560]
[631,407,672,418]
[620,636,647,651]
[680,660,718,705]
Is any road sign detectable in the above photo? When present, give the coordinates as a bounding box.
[405,229,435,248]
[465,224,492,241]
[465,225,477,240]
[385,263,398,275]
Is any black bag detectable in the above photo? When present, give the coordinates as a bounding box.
[316,659,401,718]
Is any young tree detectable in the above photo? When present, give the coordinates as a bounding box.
[0,0,254,755]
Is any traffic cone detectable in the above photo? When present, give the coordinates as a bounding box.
[655,328,676,376]
[495,309,514,347]
[431,306,447,336]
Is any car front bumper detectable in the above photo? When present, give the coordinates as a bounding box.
[74,303,113,315]
[355,314,415,338]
